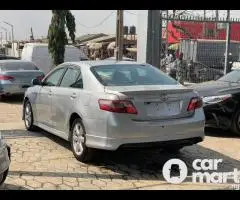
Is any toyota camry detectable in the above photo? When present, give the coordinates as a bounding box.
[22,61,205,162]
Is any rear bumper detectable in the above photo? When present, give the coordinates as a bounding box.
[119,137,203,149]
[85,109,205,151]
[0,144,10,174]
[0,84,28,95]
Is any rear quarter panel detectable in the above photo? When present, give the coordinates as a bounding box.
[77,66,118,138]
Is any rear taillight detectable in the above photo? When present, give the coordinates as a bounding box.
[36,75,44,81]
[0,75,15,81]
[187,97,203,111]
[98,99,138,114]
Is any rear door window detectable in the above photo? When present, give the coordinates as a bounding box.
[44,68,66,86]
[59,68,80,88]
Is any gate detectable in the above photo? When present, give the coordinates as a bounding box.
[161,12,240,83]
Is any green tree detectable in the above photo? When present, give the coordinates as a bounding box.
[48,10,76,67]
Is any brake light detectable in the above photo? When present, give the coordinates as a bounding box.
[187,97,203,111]
[98,99,138,114]
[36,75,44,81]
[0,75,15,81]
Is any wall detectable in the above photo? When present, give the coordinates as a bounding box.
[137,10,148,63]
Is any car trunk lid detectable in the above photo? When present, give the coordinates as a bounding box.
[104,85,196,121]
[1,70,44,85]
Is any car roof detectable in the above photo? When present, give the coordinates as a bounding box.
[65,60,146,68]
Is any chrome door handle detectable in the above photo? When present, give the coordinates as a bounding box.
[71,93,77,99]
[48,91,52,96]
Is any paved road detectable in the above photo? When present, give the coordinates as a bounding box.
[0,96,239,190]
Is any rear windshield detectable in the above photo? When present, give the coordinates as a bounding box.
[90,64,178,86]
[0,62,39,71]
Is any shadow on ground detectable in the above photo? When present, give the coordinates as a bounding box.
[0,95,24,105]
[205,127,240,139]
[0,183,29,190]
[4,128,240,186]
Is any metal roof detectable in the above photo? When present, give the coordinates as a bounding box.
[83,35,116,44]
[76,33,107,43]
[83,34,137,44]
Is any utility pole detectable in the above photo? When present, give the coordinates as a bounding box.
[146,10,153,64]
[165,10,169,55]
[224,10,231,75]
[0,27,7,43]
[3,21,14,56]
[215,10,219,20]
[0,32,2,47]
[115,10,124,61]
[202,10,206,38]
[146,10,161,68]
[30,27,34,41]
[215,10,219,36]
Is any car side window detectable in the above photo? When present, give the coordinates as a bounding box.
[44,68,65,86]
[60,68,80,88]
[71,72,83,89]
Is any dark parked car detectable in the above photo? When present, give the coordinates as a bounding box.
[187,62,224,83]
[166,61,223,83]
[189,69,240,135]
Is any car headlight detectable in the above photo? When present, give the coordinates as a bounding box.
[202,94,232,104]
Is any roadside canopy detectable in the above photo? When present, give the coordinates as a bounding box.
[107,42,115,50]
[126,47,137,53]
[88,43,102,50]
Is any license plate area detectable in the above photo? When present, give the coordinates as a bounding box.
[146,101,180,117]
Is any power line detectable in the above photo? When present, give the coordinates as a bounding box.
[125,11,138,16]
[76,11,116,29]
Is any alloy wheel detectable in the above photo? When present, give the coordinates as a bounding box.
[72,123,85,156]
[24,103,32,128]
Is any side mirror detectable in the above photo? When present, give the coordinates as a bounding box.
[32,78,41,86]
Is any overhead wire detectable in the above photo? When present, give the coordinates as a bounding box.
[76,11,116,29]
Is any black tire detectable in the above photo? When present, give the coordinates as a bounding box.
[23,100,38,131]
[0,95,5,101]
[230,109,240,136]
[163,146,183,153]
[0,169,9,185]
[70,118,96,163]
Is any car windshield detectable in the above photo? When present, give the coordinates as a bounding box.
[218,70,240,83]
[90,64,178,86]
[0,62,39,71]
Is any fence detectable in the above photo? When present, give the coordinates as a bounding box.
[160,13,240,83]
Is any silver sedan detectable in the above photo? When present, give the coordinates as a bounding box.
[0,60,44,98]
[23,61,205,162]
